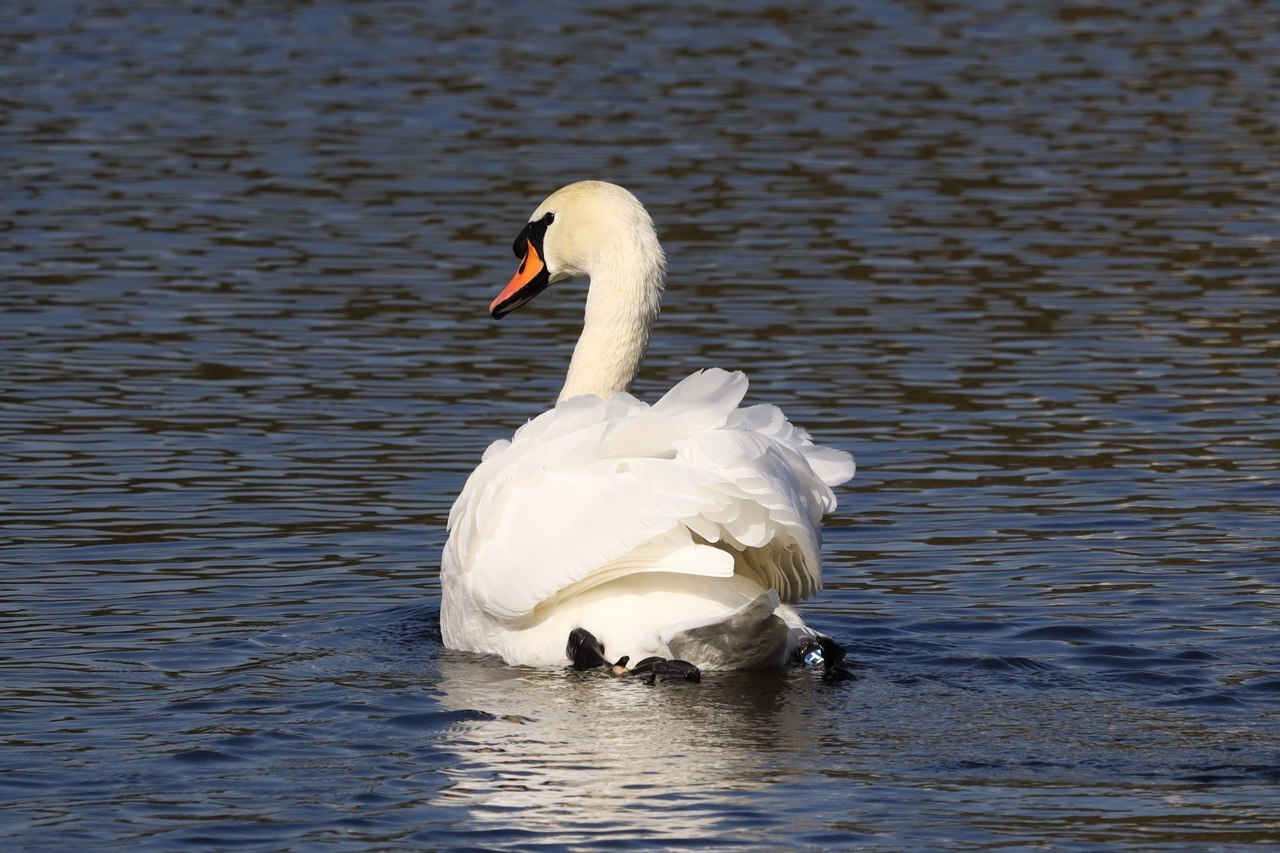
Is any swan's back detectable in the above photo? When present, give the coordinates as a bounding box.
[441,368,854,667]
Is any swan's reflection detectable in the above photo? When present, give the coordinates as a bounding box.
[431,650,831,841]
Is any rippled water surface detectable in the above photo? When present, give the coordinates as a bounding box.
[4,1,1279,849]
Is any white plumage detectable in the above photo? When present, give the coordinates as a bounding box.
[440,182,854,670]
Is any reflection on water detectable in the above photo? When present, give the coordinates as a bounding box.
[433,654,800,843]
[430,630,1280,850]
[3,0,1280,848]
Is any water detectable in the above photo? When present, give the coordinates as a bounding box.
[3,0,1279,848]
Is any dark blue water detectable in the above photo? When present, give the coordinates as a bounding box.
[3,1,1279,849]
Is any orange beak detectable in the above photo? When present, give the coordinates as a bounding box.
[490,238,551,319]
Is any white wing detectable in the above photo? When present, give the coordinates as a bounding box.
[443,368,854,626]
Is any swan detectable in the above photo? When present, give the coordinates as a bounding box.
[440,181,855,673]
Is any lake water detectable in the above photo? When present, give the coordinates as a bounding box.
[3,0,1279,849]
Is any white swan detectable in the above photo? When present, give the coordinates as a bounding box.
[441,181,854,671]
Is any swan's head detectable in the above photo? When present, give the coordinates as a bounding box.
[490,181,664,319]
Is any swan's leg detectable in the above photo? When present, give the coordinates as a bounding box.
[567,627,609,669]
[566,628,636,676]
[796,635,855,681]
[630,656,701,684]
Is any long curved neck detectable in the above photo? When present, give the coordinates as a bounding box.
[559,242,664,402]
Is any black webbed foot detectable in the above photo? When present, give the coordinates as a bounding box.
[567,632,700,682]
[567,628,609,670]
[797,635,856,682]
[631,656,702,684]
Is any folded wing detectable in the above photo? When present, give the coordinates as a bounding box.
[443,369,854,625]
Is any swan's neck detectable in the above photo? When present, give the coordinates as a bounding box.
[559,245,664,402]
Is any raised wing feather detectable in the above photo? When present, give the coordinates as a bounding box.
[600,368,748,459]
